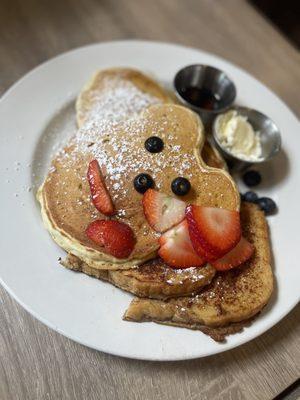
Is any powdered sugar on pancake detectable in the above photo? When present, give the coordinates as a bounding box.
[83,76,160,126]
[55,78,193,204]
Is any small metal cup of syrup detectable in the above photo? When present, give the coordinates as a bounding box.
[174,64,236,125]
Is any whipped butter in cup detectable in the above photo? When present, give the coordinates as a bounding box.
[215,110,262,162]
[212,107,281,170]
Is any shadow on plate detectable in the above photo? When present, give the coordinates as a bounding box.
[252,148,290,190]
[30,100,76,190]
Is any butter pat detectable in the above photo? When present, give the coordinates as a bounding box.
[216,110,262,161]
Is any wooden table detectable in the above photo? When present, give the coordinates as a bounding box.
[0,1,299,399]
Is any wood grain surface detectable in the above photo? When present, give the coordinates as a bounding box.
[0,0,299,399]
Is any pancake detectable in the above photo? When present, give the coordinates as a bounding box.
[59,134,227,298]
[77,68,227,172]
[38,69,239,269]
[123,203,273,340]
[76,68,172,127]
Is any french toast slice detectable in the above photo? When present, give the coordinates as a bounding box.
[123,203,273,340]
[62,255,216,299]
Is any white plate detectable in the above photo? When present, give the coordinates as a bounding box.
[0,40,299,361]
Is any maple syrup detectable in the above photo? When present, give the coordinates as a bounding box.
[180,86,221,111]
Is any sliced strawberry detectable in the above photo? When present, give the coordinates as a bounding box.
[87,159,114,216]
[158,220,206,269]
[142,189,186,233]
[187,220,218,261]
[86,220,135,259]
[186,204,241,260]
[85,220,105,246]
[212,237,254,271]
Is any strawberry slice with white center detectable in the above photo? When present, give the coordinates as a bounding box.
[86,219,135,259]
[186,204,241,261]
[142,189,186,232]
[212,237,254,271]
[87,159,114,216]
[158,220,206,269]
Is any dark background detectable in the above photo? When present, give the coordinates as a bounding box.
[250,0,300,48]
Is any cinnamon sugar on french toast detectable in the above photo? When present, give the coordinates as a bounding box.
[124,203,273,341]
[62,255,216,300]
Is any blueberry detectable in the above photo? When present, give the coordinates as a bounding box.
[171,177,191,196]
[257,197,277,215]
[243,191,258,203]
[242,170,262,187]
[133,173,154,194]
[145,136,164,153]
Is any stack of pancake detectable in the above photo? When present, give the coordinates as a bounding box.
[38,68,273,341]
